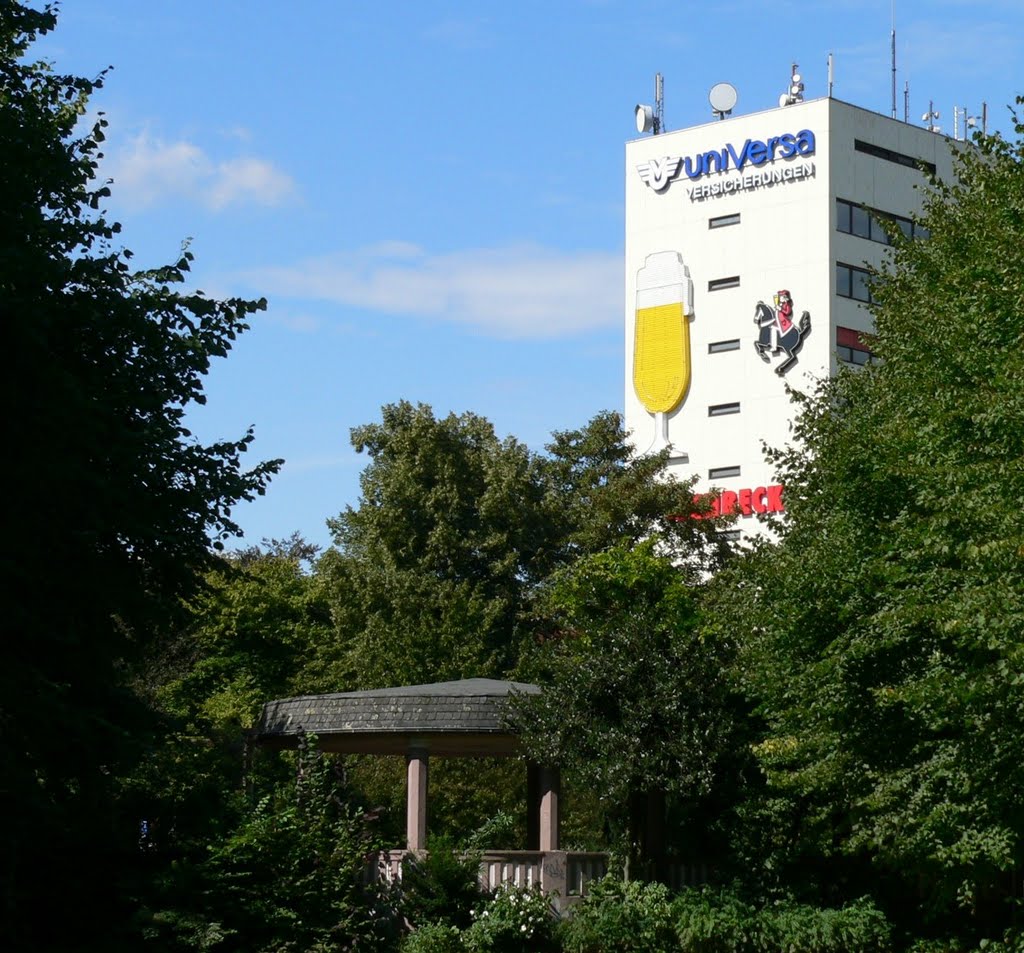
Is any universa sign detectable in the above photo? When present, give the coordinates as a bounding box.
[637,128,815,195]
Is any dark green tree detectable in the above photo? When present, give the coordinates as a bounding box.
[319,403,727,692]
[0,6,279,948]
[704,104,1024,944]
[510,542,742,878]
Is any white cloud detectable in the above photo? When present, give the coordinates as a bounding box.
[106,131,296,211]
[246,242,622,340]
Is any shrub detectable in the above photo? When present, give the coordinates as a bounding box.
[400,836,486,930]
[463,886,558,953]
[402,921,465,953]
[561,876,677,953]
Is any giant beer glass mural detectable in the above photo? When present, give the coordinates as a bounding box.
[633,250,693,454]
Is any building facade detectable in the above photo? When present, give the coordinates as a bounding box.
[624,96,958,539]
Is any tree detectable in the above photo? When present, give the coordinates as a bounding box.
[510,543,743,878]
[0,6,279,948]
[319,403,728,692]
[704,104,1024,944]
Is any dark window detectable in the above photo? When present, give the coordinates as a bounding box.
[708,338,740,353]
[709,465,741,479]
[837,262,876,303]
[717,529,742,542]
[836,325,876,365]
[708,402,741,417]
[850,203,871,238]
[854,139,937,176]
[709,212,741,229]
[708,276,740,291]
[837,198,922,245]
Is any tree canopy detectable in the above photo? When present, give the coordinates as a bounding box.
[1,6,279,948]
[704,104,1024,942]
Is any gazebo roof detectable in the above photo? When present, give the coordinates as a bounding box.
[255,678,540,757]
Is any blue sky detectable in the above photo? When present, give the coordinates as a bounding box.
[39,1,1022,553]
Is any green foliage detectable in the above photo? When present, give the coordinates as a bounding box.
[510,542,743,868]
[402,922,466,953]
[139,745,398,953]
[562,881,890,953]
[561,878,677,953]
[400,836,486,930]
[319,404,726,693]
[1,6,279,949]
[704,103,1024,939]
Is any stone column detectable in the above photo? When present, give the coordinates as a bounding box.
[526,763,541,850]
[406,748,429,852]
[539,765,560,852]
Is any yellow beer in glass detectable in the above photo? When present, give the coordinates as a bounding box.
[633,251,692,416]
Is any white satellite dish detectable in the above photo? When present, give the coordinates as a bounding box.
[636,103,656,134]
[709,82,738,118]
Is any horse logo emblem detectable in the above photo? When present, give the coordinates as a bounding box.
[754,289,810,375]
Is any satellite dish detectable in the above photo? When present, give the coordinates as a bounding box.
[636,104,655,133]
[709,82,738,116]
[780,93,791,108]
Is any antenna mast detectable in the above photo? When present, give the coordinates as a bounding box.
[827,52,834,97]
[655,72,664,134]
[890,2,897,119]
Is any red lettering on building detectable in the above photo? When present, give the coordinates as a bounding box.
[690,483,785,519]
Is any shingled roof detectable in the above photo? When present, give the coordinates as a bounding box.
[255,678,541,757]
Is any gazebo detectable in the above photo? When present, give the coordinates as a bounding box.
[255,678,606,907]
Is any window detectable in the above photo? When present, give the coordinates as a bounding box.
[717,529,742,542]
[854,138,936,176]
[708,465,741,479]
[708,339,740,353]
[836,326,876,365]
[837,199,925,244]
[709,212,741,229]
[708,402,740,417]
[836,262,876,303]
[708,276,740,291]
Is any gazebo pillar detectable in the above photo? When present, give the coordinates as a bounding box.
[406,748,429,852]
[539,765,560,852]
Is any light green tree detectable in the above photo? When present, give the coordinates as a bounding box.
[704,103,1024,944]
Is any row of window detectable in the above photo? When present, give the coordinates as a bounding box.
[854,138,936,176]
[705,265,880,301]
[836,198,929,244]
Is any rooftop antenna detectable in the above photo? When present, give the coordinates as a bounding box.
[779,62,804,107]
[709,81,738,120]
[903,80,909,123]
[922,100,940,134]
[827,52,834,97]
[635,72,664,135]
[982,102,988,135]
[890,2,897,119]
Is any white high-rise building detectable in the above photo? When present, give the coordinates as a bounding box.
[624,95,958,539]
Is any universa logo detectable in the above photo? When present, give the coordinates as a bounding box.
[637,128,815,192]
[636,156,683,193]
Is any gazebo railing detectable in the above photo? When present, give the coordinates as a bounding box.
[371,849,609,906]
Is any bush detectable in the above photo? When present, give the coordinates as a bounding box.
[400,836,486,930]
[672,887,759,952]
[463,886,559,952]
[672,887,891,953]
[402,921,465,953]
[561,877,677,953]
[758,896,891,952]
